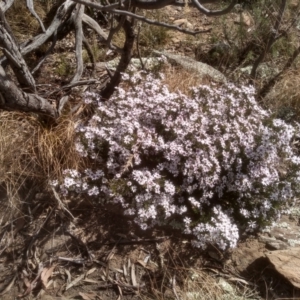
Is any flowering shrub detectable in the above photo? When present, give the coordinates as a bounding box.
[57,71,300,250]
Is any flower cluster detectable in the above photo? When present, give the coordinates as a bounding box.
[58,71,300,250]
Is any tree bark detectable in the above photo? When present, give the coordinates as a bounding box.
[0,9,36,91]
[100,18,136,100]
[0,65,57,118]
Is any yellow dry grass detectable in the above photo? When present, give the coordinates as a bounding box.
[161,64,215,96]
[0,111,81,221]
[263,68,300,122]
[6,0,47,41]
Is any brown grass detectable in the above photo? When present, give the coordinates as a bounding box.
[263,68,300,122]
[0,111,80,182]
[0,111,82,224]
[6,0,47,41]
[161,65,216,96]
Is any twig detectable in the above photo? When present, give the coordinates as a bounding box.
[50,186,75,220]
[32,30,58,75]
[172,276,180,300]
[104,237,167,245]
[57,256,86,264]
[83,36,96,75]
[250,0,286,81]
[191,0,237,16]
[72,0,211,36]
[18,263,44,298]
[26,0,46,32]
[47,79,100,96]
[136,23,145,70]
[101,18,135,100]
[0,273,17,296]
[26,208,55,259]
[64,225,94,261]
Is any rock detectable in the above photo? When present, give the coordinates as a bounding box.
[173,18,187,26]
[266,247,300,288]
[258,235,288,250]
[232,247,264,273]
[240,63,279,79]
[258,215,300,250]
[233,4,243,13]
[289,0,299,9]
[218,278,234,293]
[234,12,254,27]
[185,21,194,30]
[173,18,194,30]
[171,37,180,44]
[153,50,227,83]
[90,57,164,72]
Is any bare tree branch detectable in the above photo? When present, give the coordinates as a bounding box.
[71,4,85,83]
[0,0,284,119]
[259,44,300,99]
[26,0,46,32]
[250,0,286,81]
[0,0,14,12]
[101,17,136,100]
[83,36,96,75]
[0,65,57,117]
[82,13,109,42]
[191,0,237,16]
[32,30,58,75]
[20,0,76,55]
[82,13,122,51]
[73,0,211,35]
[0,9,36,91]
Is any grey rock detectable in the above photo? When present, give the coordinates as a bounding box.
[258,215,300,250]
[240,63,279,79]
[153,50,227,83]
[92,57,163,72]
[218,278,234,293]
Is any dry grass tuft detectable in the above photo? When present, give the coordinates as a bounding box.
[0,111,37,184]
[6,0,47,41]
[32,115,82,181]
[0,111,81,223]
[161,65,215,96]
[0,111,80,183]
[140,241,223,300]
[263,68,300,122]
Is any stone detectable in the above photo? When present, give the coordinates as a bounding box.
[234,12,254,27]
[186,21,194,30]
[90,57,163,72]
[218,278,234,293]
[153,50,227,83]
[240,63,279,79]
[289,0,299,9]
[173,18,187,26]
[258,215,300,250]
[266,248,300,288]
[173,19,194,30]
[258,235,288,250]
[171,37,180,44]
[232,246,264,273]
